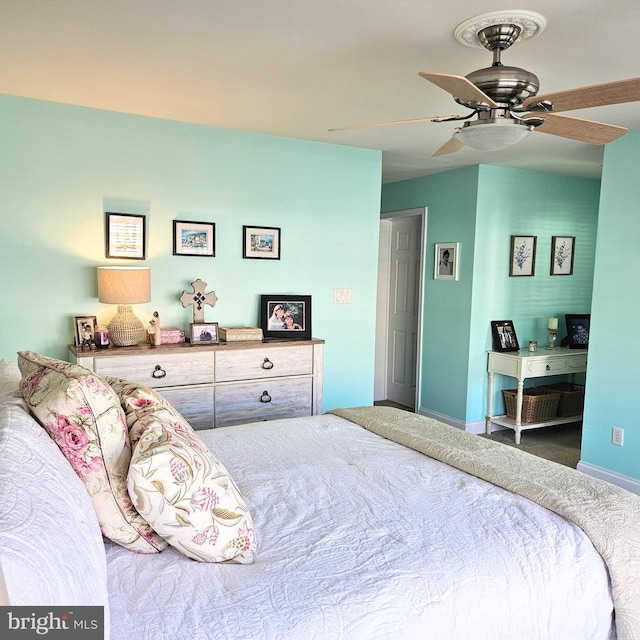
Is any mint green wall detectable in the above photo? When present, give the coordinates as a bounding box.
[581,129,640,481]
[0,95,382,411]
[382,165,599,426]
[382,167,479,422]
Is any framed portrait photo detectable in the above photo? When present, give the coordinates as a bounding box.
[550,236,575,275]
[173,220,215,257]
[260,295,311,340]
[243,225,281,260]
[106,212,146,260]
[509,235,536,277]
[565,314,590,349]
[490,320,520,352]
[189,322,219,345]
[434,242,459,280]
[75,315,97,346]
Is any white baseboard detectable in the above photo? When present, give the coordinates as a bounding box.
[577,461,640,496]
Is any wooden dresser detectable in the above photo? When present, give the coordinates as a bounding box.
[69,339,324,429]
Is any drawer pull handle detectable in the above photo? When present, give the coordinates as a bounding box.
[262,358,274,370]
[546,364,550,371]
[260,391,272,403]
[152,365,167,379]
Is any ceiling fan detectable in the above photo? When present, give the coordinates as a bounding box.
[331,11,640,156]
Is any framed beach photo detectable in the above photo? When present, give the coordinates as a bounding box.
[260,295,311,340]
[490,320,520,352]
[75,315,97,346]
[189,322,219,345]
[550,236,575,275]
[565,314,590,349]
[434,242,459,280]
[509,235,537,277]
[173,220,215,257]
[106,212,146,260]
[243,226,281,260]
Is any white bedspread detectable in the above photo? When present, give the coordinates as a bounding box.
[106,414,614,640]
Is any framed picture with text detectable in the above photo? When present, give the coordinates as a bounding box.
[106,212,146,260]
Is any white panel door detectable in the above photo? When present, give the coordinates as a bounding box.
[386,215,421,407]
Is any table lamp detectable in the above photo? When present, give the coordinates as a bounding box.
[97,266,151,347]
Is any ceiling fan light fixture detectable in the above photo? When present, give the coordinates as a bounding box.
[455,122,532,151]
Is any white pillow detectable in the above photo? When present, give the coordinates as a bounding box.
[0,404,110,634]
[0,359,27,410]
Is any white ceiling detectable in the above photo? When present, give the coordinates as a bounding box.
[3,0,640,183]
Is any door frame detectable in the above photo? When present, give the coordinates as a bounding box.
[374,208,427,411]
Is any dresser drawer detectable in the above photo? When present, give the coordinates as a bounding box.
[214,378,312,427]
[524,358,567,377]
[158,385,214,431]
[93,351,214,388]
[214,346,313,382]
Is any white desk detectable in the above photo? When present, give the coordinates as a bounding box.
[486,348,587,444]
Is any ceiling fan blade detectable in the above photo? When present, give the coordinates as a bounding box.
[431,135,464,157]
[419,72,499,109]
[523,77,640,112]
[329,114,461,132]
[523,112,627,144]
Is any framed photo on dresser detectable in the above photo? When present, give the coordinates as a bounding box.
[491,320,520,352]
[260,295,311,340]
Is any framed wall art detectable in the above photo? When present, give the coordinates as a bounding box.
[243,225,281,260]
[173,220,215,257]
[189,322,219,345]
[260,295,311,340]
[75,315,97,346]
[509,235,536,277]
[106,212,146,260]
[434,242,459,281]
[565,314,590,349]
[550,236,575,275]
[490,320,520,352]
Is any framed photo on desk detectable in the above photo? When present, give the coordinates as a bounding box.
[491,320,520,352]
[565,314,590,349]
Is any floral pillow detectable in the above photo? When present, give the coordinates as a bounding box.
[113,379,257,563]
[17,352,167,554]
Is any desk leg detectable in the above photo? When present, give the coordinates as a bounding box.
[486,371,494,434]
[514,381,524,445]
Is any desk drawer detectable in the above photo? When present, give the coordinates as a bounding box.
[93,352,213,388]
[215,346,313,382]
[566,354,588,372]
[214,378,312,427]
[525,358,567,377]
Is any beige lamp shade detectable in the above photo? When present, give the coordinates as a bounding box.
[97,267,151,346]
[97,267,151,304]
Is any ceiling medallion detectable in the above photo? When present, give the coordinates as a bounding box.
[454,10,546,49]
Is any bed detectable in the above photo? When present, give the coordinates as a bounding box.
[1,355,639,640]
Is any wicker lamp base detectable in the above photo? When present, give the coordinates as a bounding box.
[108,304,145,347]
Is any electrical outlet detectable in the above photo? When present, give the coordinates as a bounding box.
[612,427,624,447]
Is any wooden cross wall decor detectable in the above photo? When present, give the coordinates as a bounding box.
[179,278,218,323]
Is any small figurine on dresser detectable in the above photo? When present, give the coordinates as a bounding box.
[80,323,96,351]
[147,311,162,346]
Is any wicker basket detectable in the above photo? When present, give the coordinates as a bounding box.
[502,387,561,423]
[540,382,585,417]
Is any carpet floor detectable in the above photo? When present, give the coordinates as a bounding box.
[374,401,582,469]
[480,422,582,468]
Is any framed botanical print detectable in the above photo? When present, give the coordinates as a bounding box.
[550,236,575,275]
[509,235,536,277]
